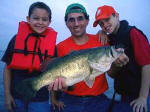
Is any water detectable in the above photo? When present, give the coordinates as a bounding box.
[0,51,7,112]
[0,50,118,111]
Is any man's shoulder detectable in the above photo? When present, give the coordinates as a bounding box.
[87,33,99,42]
[56,37,73,56]
[130,27,143,34]
[87,33,98,38]
[56,37,72,50]
[57,37,71,46]
[130,27,147,39]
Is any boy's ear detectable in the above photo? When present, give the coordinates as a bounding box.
[115,13,119,18]
[48,20,51,26]
[86,19,89,26]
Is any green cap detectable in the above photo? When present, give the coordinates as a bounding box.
[65,3,88,17]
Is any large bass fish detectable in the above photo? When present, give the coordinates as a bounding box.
[15,46,123,100]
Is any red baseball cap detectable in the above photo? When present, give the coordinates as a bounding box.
[93,5,116,27]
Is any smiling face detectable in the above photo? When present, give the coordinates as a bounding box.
[66,13,89,37]
[98,13,119,34]
[27,8,50,34]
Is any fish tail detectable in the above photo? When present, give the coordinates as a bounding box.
[15,79,37,100]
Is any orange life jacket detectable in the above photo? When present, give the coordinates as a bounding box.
[7,21,57,72]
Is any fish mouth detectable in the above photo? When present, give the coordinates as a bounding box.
[110,45,125,59]
[110,46,122,58]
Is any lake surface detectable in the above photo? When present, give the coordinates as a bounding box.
[0,51,7,112]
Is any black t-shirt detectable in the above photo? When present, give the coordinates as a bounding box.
[1,36,50,101]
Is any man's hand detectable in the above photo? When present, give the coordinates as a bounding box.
[4,93,16,112]
[48,77,67,91]
[130,97,147,112]
[51,90,65,111]
[114,48,129,67]
[51,99,65,111]
[40,57,55,72]
[97,30,108,45]
[107,48,129,77]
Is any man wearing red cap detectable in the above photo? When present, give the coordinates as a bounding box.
[93,5,150,112]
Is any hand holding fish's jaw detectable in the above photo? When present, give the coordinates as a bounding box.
[48,77,67,91]
[113,52,129,67]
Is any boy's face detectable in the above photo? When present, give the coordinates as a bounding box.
[98,13,119,34]
[66,13,89,37]
[27,8,50,34]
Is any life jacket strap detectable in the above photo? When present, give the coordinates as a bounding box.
[24,33,45,55]
[13,49,44,56]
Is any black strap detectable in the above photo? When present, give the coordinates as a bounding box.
[107,91,116,112]
[38,48,43,63]
[44,50,48,59]
[13,49,42,55]
[32,39,38,64]
[13,49,53,58]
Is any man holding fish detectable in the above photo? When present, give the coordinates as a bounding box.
[49,3,131,112]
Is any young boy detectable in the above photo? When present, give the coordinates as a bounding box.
[2,2,57,112]
[93,5,150,112]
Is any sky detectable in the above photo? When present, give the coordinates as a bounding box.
[0,0,150,51]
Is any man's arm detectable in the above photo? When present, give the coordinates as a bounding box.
[129,28,150,112]
[107,63,121,78]
[130,64,150,112]
[2,36,16,111]
[3,65,16,111]
[97,30,108,45]
[140,64,150,99]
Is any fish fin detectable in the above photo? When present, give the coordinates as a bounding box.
[85,67,108,88]
[15,79,37,101]
[88,60,100,71]
[84,76,95,88]
[84,69,102,88]
[91,69,103,77]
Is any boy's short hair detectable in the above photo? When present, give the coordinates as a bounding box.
[93,5,116,27]
[65,3,89,22]
[28,2,52,21]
